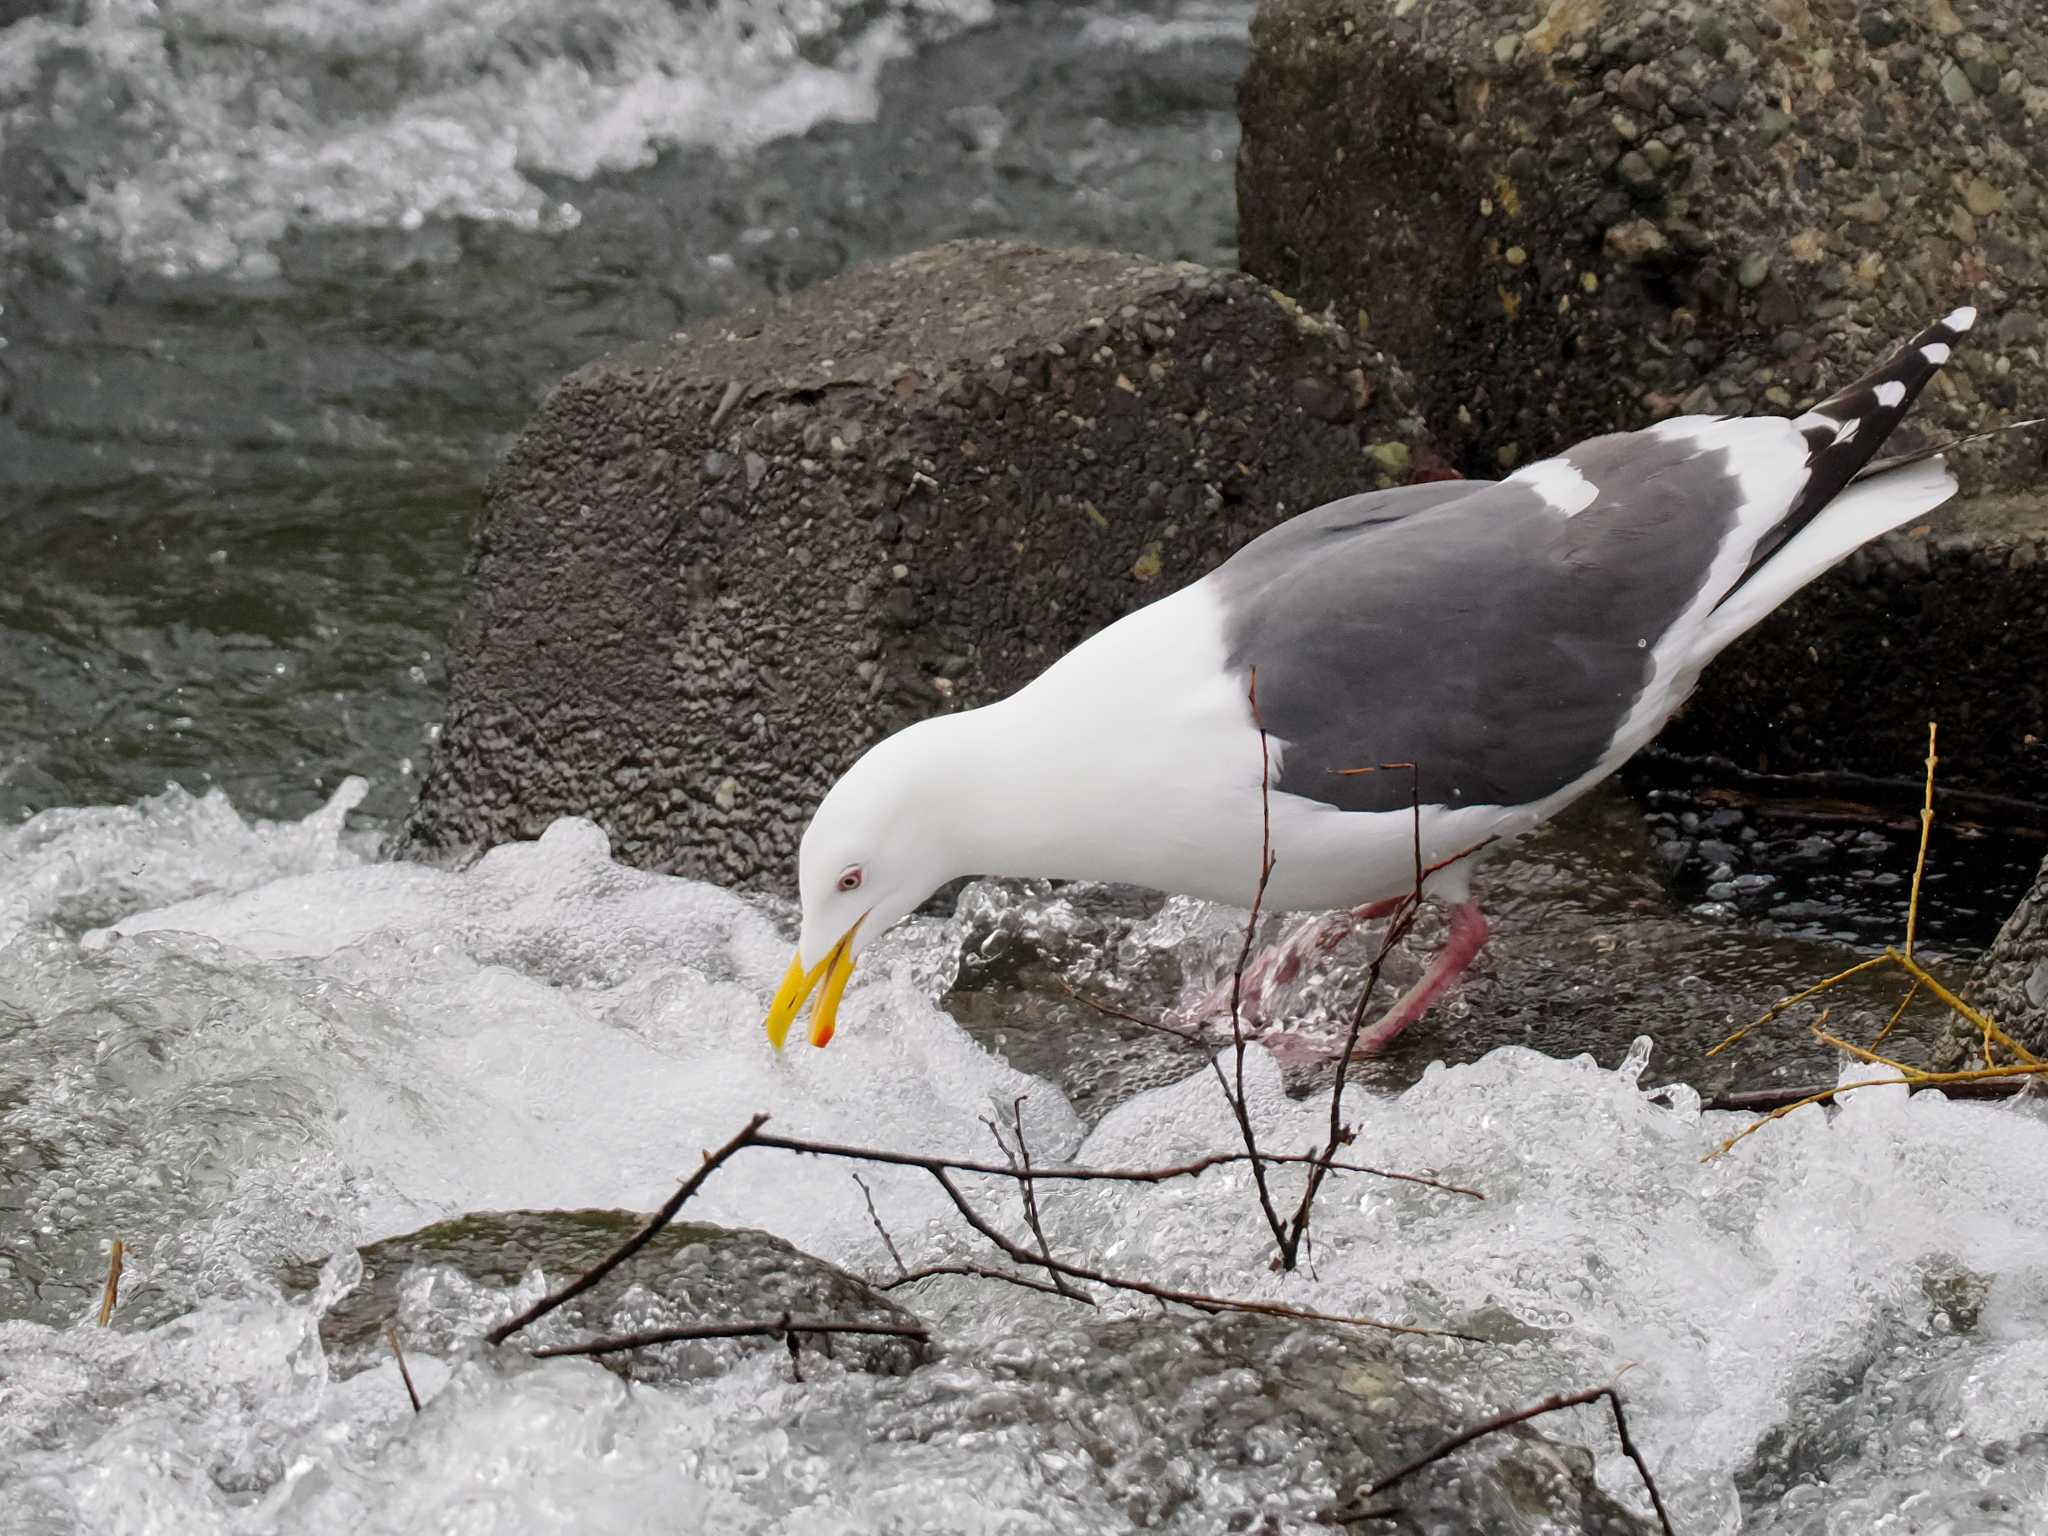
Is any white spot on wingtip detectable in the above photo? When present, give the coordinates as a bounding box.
[1944,306,1977,333]
[1873,381,1906,408]
[1922,342,1952,365]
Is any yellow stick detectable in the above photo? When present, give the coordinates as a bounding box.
[1705,1062,2048,1162]
[1706,955,1893,1058]
[1905,722,1937,963]
[1871,978,1922,1047]
[97,1239,123,1327]
[1886,949,2043,1067]
[1810,1024,1918,1077]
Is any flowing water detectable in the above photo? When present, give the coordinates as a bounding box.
[3,3,2047,1532]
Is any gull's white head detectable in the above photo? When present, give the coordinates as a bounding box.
[762,717,963,1051]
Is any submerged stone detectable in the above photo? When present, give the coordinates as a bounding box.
[282,1210,926,1380]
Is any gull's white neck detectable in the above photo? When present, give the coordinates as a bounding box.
[908,584,1276,903]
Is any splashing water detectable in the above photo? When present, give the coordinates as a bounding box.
[0,0,991,277]
[2,790,2046,1533]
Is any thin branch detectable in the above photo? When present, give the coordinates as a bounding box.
[1337,1383,1674,1536]
[928,1167,1478,1342]
[989,1096,1088,1302]
[1052,976,1203,1045]
[879,1263,1077,1301]
[1677,1077,2041,1114]
[852,1173,909,1279]
[1704,1062,2048,1161]
[1904,720,1936,962]
[1886,948,2041,1066]
[1285,761,1425,1267]
[530,1314,930,1360]
[1871,976,1922,1047]
[385,1325,422,1413]
[485,1114,769,1347]
[96,1239,124,1328]
[754,1132,1481,1199]
[1705,955,1892,1058]
[1214,665,1292,1263]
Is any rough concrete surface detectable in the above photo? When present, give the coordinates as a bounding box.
[1655,492,2048,805]
[399,240,1438,886]
[1949,850,2048,1061]
[1238,0,2048,483]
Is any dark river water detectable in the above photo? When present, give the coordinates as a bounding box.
[1,0,1244,826]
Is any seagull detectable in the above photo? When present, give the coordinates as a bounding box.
[765,307,2004,1053]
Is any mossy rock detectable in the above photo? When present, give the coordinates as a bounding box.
[283,1209,926,1380]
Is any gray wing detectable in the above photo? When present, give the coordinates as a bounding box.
[1222,481,1491,574]
[1217,430,1740,814]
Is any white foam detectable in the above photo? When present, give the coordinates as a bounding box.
[0,777,368,948]
[0,0,993,277]
[7,796,2048,1531]
[1045,1042,2048,1521]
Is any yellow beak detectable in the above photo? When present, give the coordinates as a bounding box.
[763,919,863,1050]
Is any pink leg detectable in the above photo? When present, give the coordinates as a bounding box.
[1180,896,1408,1025]
[1349,901,1491,1055]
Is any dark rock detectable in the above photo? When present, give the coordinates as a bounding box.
[1655,494,2048,806]
[399,240,1433,883]
[895,1312,1661,1533]
[1945,860,2048,1061]
[282,1210,926,1379]
[1237,0,2048,487]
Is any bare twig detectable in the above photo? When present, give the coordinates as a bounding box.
[530,1314,930,1360]
[485,1114,769,1347]
[96,1239,123,1328]
[385,1325,422,1413]
[1212,667,1293,1264]
[1671,1077,2040,1114]
[1337,1382,1674,1536]
[755,1132,1481,1198]
[879,1263,1077,1301]
[1871,976,1922,1047]
[1002,1095,1087,1301]
[1905,721,1936,963]
[928,1167,1477,1342]
[1704,1061,2048,1161]
[1283,762,1426,1269]
[1886,948,2041,1066]
[979,1103,1084,1302]
[1705,955,1892,1058]
[1051,976,1203,1045]
[852,1173,909,1279]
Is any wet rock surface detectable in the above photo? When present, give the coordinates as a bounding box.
[1654,494,2048,805]
[943,787,1973,1121]
[282,1211,925,1380]
[1631,774,2043,956]
[862,1309,1659,1534]
[1237,0,2048,483]
[400,238,1436,886]
[1943,848,2048,1062]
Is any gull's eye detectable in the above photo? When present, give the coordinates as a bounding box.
[836,866,864,894]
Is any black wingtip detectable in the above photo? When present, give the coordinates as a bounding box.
[1724,307,1978,597]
